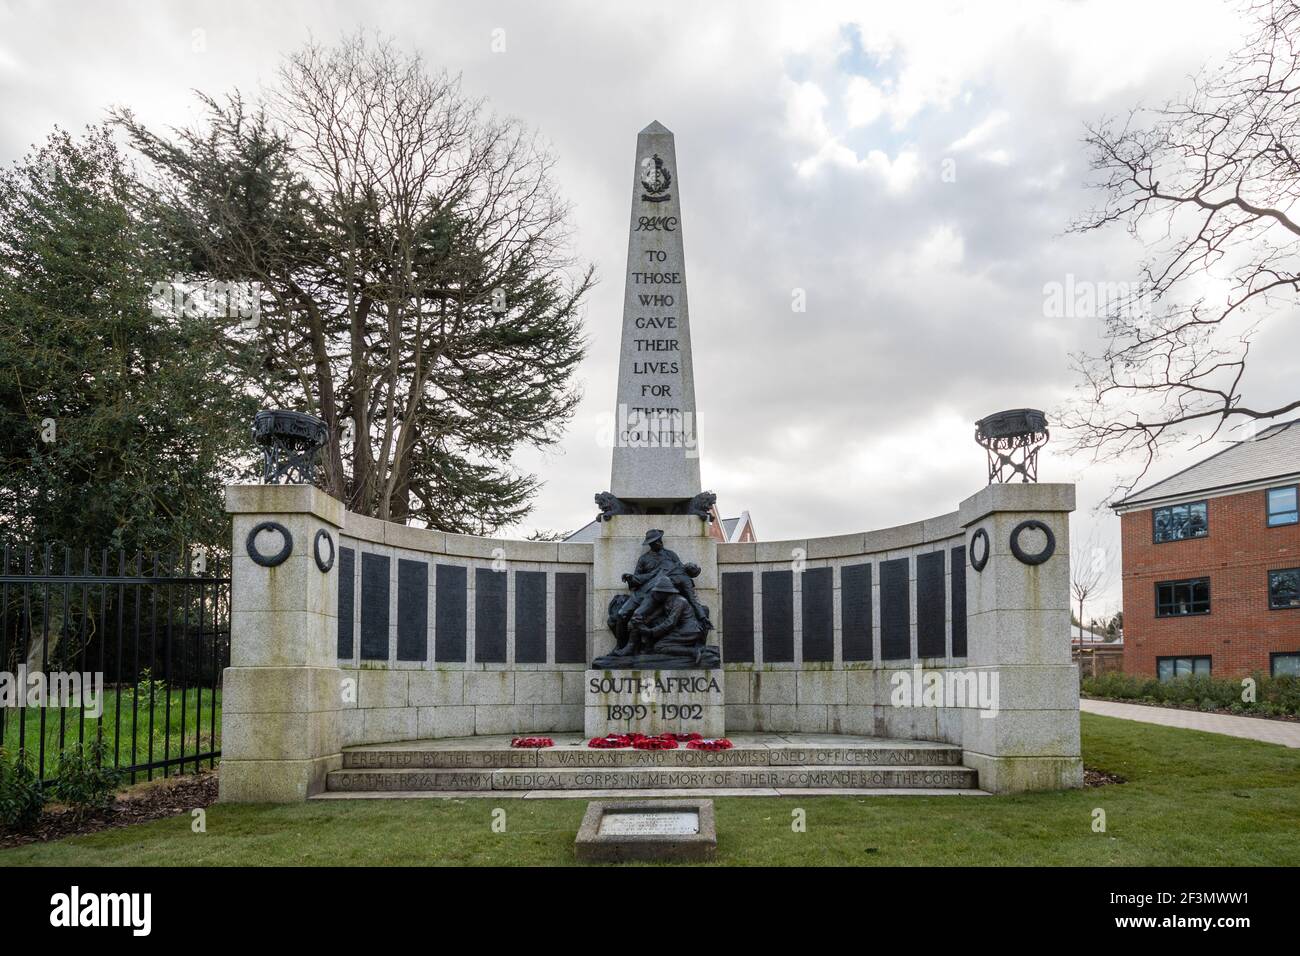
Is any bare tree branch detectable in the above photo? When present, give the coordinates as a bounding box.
[1062,0,1300,495]
[116,33,592,533]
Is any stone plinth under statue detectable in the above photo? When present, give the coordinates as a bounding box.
[584,669,725,738]
[591,526,720,670]
[591,516,720,669]
[587,515,724,736]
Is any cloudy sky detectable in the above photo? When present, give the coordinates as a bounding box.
[1,0,1282,617]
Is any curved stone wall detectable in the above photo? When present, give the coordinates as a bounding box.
[331,506,985,747]
[220,481,1082,799]
[715,513,971,742]
[334,511,595,747]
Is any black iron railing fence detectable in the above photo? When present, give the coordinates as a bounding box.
[0,544,230,785]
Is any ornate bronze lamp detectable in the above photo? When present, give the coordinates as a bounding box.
[975,408,1049,484]
[252,409,328,484]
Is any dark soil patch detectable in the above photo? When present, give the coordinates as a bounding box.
[1084,766,1126,787]
[0,770,217,848]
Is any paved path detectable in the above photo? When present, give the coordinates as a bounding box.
[1081,699,1300,748]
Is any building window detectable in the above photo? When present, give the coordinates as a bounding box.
[1267,486,1298,527]
[1153,501,1208,542]
[1155,578,1210,617]
[1269,568,1300,610]
[1157,656,1212,681]
[1272,653,1300,677]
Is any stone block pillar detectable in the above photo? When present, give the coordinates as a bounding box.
[219,484,345,802]
[588,515,724,739]
[591,515,719,663]
[957,483,1083,793]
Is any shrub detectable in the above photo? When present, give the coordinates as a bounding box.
[1081,672,1300,717]
[1262,674,1300,714]
[131,667,167,701]
[0,749,46,831]
[51,734,121,819]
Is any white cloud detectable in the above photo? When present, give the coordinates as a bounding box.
[794,141,921,194]
[915,224,966,270]
[844,76,887,127]
[785,74,919,191]
[784,79,832,146]
[865,148,922,192]
[949,110,1010,151]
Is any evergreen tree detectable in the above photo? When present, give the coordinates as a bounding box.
[0,126,256,553]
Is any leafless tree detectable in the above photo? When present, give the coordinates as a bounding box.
[117,33,592,532]
[1064,0,1300,493]
[1071,532,1112,646]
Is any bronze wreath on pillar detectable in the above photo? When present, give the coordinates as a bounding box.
[969,528,990,572]
[246,521,293,568]
[313,529,335,572]
[1009,519,1055,566]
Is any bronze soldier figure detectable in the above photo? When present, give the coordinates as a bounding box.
[633,576,708,665]
[597,529,720,669]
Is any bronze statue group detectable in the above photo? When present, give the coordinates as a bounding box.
[593,529,721,670]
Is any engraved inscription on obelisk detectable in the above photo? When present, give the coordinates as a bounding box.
[609,120,701,506]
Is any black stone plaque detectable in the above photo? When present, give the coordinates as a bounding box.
[917,550,946,658]
[801,566,833,662]
[337,546,355,658]
[880,557,911,661]
[761,569,794,663]
[721,572,754,663]
[435,564,467,662]
[397,559,429,662]
[474,568,507,663]
[951,545,967,657]
[360,552,390,661]
[515,570,547,663]
[841,563,872,661]
[555,572,587,663]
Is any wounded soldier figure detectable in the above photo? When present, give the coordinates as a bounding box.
[632,576,708,664]
[596,541,721,670]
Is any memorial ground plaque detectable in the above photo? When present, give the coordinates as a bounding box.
[598,809,698,836]
[575,799,717,863]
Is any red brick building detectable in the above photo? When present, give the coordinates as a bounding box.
[1112,420,1300,679]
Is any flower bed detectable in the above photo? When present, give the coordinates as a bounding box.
[1081,673,1300,719]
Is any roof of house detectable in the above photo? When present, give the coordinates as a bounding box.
[1112,419,1300,509]
[1073,636,1123,646]
[563,518,601,543]
[720,511,754,542]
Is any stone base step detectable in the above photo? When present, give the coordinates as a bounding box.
[341,733,964,770]
[325,764,978,793]
[312,787,992,800]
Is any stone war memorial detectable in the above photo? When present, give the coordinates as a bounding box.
[219,121,1082,804]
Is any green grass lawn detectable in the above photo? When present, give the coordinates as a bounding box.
[2,713,1298,866]
[1,690,220,780]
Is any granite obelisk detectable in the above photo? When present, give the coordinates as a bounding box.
[609,121,701,508]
